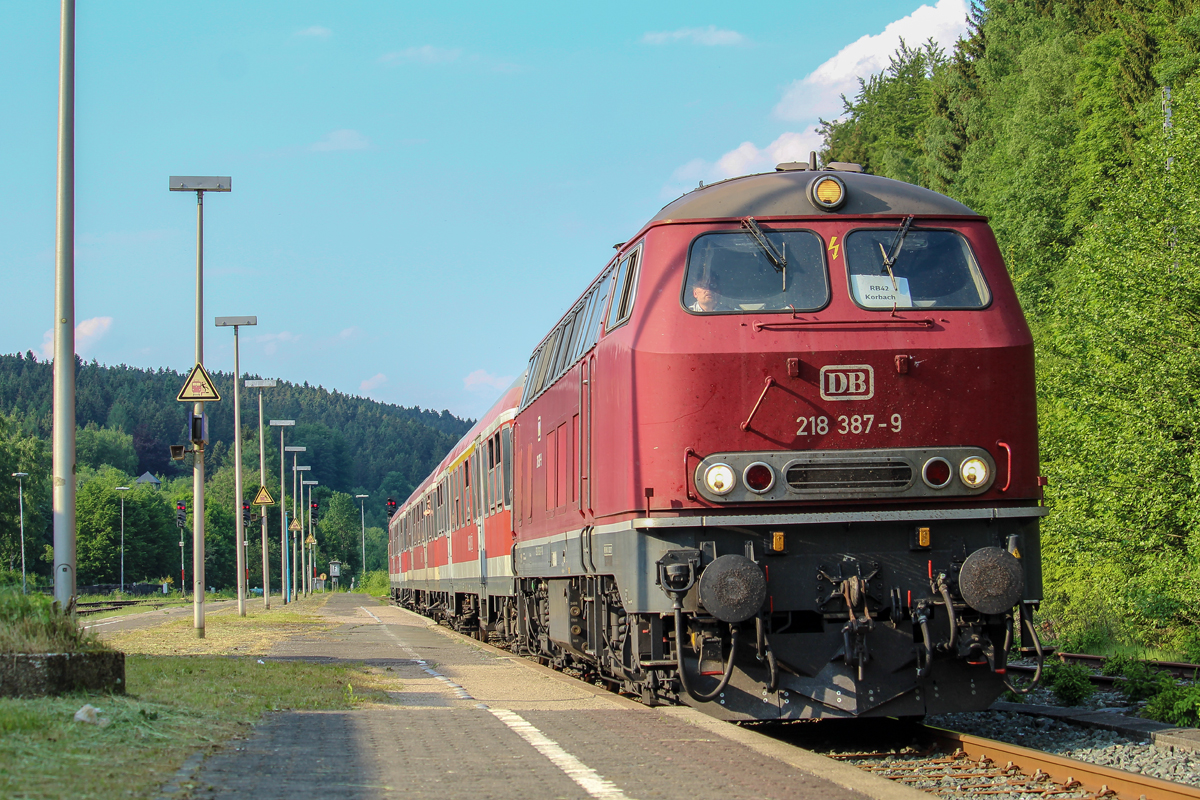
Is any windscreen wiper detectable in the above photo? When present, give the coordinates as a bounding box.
[876,214,915,290]
[742,217,788,290]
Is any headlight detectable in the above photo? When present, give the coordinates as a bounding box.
[704,463,736,495]
[960,457,990,488]
[743,462,775,493]
[808,175,847,210]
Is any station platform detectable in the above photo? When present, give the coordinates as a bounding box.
[176,594,924,800]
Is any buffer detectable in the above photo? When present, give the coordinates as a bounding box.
[177,363,222,402]
[251,485,275,506]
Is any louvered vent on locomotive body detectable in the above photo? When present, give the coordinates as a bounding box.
[785,456,912,493]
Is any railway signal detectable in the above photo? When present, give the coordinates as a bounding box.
[242,502,252,528]
[310,501,318,524]
[176,502,187,528]
[386,497,397,518]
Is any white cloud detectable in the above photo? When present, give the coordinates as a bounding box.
[310,129,371,152]
[773,0,969,121]
[379,46,463,65]
[463,369,513,395]
[360,373,387,394]
[663,130,824,196]
[38,316,113,360]
[663,1,970,198]
[296,26,332,38]
[255,331,301,356]
[337,326,362,340]
[641,26,747,46]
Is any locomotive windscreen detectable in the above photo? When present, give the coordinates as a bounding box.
[682,230,828,313]
[844,229,991,309]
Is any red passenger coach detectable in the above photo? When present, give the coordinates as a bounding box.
[390,161,1046,721]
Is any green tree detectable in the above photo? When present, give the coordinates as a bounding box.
[316,492,362,577]
[76,468,177,586]
[76,423,139,474]
[0,416,50,583]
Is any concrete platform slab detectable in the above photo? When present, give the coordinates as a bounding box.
[174,594,926,800]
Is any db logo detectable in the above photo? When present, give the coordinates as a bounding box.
[820,365,874,401]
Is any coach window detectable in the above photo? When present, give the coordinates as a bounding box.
[682,230,827,313]
[845,228,990,310]
[605,246,642,332]
[502,427,513,508]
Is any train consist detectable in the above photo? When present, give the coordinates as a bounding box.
[387,159,1046,721]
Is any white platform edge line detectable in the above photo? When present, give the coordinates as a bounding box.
[488,708,636,800]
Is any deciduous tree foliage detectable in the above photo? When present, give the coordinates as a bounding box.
[821,0,1200,652]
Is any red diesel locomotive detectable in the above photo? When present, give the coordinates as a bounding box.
[388,159,1045,721]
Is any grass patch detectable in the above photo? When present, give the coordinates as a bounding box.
[0,654,399,799]
[101,594,334,657]
[0,588,106,654]
[353,570,389,597]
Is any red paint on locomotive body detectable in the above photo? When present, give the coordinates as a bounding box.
[513,215,1036,542]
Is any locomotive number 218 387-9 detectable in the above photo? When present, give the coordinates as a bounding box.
[796,413,902,436]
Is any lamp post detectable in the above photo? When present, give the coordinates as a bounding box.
[356,494,369,580]
[294,465,312,596]
[170,175,231,639]
[287,451,307,602]
[52,0,77,608]
[247,379,276,608]
[270,420,295,603]
[115,486,130,592]
[12,473,28,593]
[215,316,257,618]
[304,479,318,595]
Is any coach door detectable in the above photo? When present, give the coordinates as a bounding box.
[475,441,488,606]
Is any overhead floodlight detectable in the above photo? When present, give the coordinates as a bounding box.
[284,446,307,452]
[246,379,277,388]
[215,316,257,327]
[170,176,231,192]
[269,420,295,426]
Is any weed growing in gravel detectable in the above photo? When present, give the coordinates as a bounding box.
[1144,683,1200,726]
[1044,661,1094,706]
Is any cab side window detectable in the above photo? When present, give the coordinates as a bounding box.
[605,246,642,333]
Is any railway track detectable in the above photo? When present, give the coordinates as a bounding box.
[1007,652,1200,688]
[849,725,1200,800]
[76,599,168,616]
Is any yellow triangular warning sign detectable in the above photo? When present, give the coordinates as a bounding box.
[251,485,275,506]
[289,519,302,531]
[177,363,222,402]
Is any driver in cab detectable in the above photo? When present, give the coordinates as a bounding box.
[688,275,724,312]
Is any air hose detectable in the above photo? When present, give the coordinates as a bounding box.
[1002,612,1044,695]
[673,605,739,702]
[936,576,959,654]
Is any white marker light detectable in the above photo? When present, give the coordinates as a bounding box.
[704,464,736,496]
[960,457,990,488]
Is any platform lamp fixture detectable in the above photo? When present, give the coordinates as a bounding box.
[247,379,277,608]
[270,420,295,603]
[215,316,256,617]
[356,494,369,580]
[12,473,28,593]
[115,486,130,592]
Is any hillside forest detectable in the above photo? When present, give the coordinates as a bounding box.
[0,355,472,589]
[819,0,1200,655]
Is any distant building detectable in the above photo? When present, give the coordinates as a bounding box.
[135,472,161,487]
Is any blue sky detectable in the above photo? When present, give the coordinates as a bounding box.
[0,1,968,419]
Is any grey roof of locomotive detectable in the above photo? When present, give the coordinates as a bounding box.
[652,168,978,221]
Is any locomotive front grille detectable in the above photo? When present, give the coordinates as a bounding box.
[785,459,912,492]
